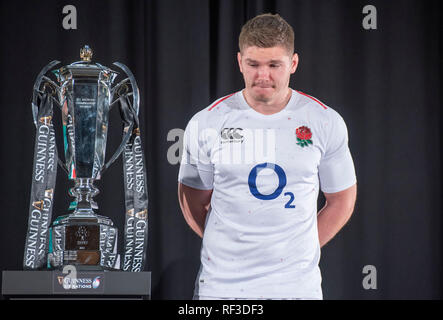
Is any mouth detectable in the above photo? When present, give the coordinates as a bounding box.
[253,83,274,89]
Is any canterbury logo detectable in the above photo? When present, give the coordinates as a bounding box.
[220,128,244,143]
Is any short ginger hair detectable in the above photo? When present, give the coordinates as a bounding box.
[239,13,295,54]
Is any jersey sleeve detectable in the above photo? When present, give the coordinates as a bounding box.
[318,112,357,193]
[178,115,215,190]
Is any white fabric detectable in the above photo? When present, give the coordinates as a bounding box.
[178,89,356,299]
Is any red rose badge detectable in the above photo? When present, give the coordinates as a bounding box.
[296,126,313,147]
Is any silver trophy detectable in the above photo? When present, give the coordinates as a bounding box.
[24,46,149,271]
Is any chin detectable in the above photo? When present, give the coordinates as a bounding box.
[252,88,274,101]
[252,94,272,103]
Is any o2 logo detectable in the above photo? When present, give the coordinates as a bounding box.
[248,162,296,209]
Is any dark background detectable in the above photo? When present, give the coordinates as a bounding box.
[0,0,440,299]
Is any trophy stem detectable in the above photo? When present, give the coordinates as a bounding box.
[70,178,99,215]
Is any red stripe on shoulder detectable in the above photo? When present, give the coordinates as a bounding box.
[296,90,328,110]
[208,92,236,111]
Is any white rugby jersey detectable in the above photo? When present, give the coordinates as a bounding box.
[178,89,356,299]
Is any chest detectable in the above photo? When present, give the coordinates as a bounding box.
[209,117,324,184]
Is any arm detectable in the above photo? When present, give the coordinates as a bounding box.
[317,183,357,248]
[178,183,213,238]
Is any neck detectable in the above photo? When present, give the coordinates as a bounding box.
[243,88,292,115]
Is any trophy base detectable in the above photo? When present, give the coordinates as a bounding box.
[2,270,151,300]
[48,213,120,270]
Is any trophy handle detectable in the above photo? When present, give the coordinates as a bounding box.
[32,60,61,127]
[99,62,141,175]
[31,60,69,175]
[112,62,140,116]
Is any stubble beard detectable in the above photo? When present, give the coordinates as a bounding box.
[250,84,276,103]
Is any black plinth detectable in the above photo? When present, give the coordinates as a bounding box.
[1,270,151,300]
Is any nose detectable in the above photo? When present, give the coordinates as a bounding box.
[257,66,270,80]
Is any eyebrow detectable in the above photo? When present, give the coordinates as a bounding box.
[245,58,283,64]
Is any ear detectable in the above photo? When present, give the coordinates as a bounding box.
[237,52,243,73]
[290,53,299,74]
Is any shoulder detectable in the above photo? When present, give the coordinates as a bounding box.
[295,90,346,125]
[187,92,239,127]
[295,90,329,111]
[207,92,238,112]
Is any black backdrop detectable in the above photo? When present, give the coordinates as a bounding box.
[0,0,440,299]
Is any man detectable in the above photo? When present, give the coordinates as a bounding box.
[178,13,357,300]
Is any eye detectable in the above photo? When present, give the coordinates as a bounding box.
[270,64,280,68]
[249,63,258,67]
